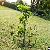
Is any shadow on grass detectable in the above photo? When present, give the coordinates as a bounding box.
[38,15,50,21]
[33,12,50,21]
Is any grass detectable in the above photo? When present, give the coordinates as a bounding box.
[0,5,50,50]
[0,5,9,10]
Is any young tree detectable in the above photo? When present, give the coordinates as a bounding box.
[17,4,41,50]
[16,5,34,50]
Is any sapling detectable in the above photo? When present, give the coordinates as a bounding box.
[17,5,39,50]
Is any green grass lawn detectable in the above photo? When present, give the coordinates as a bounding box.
[0,5,9,10]
[0,6,50,50]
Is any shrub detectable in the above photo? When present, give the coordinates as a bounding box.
[4,2,17,10]
[47,0,50,9]
[31,0,50,17]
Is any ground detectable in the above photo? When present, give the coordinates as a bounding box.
[0,5,50,50]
